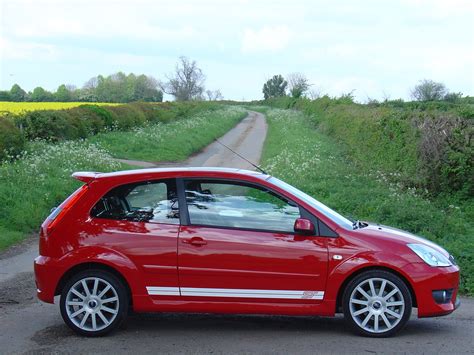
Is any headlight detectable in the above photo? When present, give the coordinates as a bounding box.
[407,243,452,267]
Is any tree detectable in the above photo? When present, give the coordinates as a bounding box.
[287,73,310,98]
[160,56,206,101]
[55,84,73,102]
[262,75,287,99]
[443,92,463,103]
[82,72,163,102]
[10,84,27,102]
[30,87,54,102]
[205,89,223,101]
[411,79,448,101]
[131,74,163,102]
[0,91,11,101]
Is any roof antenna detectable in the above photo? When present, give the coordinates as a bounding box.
[215,139,268,175]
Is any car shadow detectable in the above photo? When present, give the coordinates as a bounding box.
[123,312,449,338]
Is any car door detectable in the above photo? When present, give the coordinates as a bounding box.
[177,179,329,303]
[89,178,180,297]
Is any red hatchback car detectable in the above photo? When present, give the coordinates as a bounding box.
[34,168,460,337]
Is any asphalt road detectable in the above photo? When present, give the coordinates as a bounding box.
[1,111,473,354]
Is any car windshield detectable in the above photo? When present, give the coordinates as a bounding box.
[269,177,353,230]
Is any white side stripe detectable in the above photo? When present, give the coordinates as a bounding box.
[146,286,180,296]
[146,287,324,300]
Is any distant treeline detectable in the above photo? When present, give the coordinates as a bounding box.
[0,72,163,103]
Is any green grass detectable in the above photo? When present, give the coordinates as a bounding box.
[0,141,124,250]
[89,106,247,161]
[0,106,247,250]
[256,107,474,295]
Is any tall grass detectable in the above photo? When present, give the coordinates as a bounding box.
[0,106,247,250]
[0,141,122,249]
[258,107,474,295]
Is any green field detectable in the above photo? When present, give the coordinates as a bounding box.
[0,101,120,113]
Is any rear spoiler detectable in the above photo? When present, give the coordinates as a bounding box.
[72,171,101,184]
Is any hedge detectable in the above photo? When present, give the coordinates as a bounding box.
[0,116,25,159]
[262,96,473,199]
[0,101,219,161]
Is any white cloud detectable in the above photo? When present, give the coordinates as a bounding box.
[0,37,59,60]
[2,0,198,41]
[241,26,291,53]
[1,0,473,99]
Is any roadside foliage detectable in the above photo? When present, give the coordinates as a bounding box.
[0,104,246,252]
[264,97,473,200]
[256,106,473,295]
[0,101,220,161]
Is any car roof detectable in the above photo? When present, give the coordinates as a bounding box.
[73,167,269,183]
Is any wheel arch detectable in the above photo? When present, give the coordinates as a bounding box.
[55,262,132,305]
[335,266,418,312]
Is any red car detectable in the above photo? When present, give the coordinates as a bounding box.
[34,168,460,337]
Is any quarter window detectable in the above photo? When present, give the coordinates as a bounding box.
[91,179,179,224]
[184,180,300,232]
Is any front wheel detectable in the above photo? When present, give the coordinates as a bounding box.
[342,270,412,337]
[60,270,129,336]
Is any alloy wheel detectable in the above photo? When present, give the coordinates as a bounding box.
[65,277,120,332]
[349,277,405,334]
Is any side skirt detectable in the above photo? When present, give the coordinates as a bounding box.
[132,296,336,316]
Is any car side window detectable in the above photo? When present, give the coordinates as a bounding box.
[91,179,179,224]
[184,180,300,233]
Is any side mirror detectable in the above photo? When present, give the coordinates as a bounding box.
[294,218,315,235]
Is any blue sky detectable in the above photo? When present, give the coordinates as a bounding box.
[1,0,473,101]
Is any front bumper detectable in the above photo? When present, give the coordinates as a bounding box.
[412,263,460,318]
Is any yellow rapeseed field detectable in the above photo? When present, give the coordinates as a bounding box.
[0,102,120,114]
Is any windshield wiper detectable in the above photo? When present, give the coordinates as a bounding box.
[352,220,360,229]
[353,220,368,230]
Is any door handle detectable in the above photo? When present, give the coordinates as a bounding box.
[182,237,207,246]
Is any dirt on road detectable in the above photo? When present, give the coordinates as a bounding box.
[1,110,473,354]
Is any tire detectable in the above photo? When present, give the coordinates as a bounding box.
[60,269,129,337]
[342,270,412,337]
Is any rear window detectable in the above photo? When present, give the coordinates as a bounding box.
[91,179,179,224]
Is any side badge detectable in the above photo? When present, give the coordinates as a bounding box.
[332,255,343,260]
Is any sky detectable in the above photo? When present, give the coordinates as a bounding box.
[0,0,473,102]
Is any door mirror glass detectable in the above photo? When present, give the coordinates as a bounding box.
[294,218,315,235]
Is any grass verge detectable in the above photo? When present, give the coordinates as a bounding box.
[257,107,473,295]
[89,106,247,161]
[0,106,247,250]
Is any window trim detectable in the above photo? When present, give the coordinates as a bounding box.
[179,177,322,235]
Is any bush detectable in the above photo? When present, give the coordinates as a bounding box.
[78,105,116,128]
[21,110,78,141]
[0,117,25,160]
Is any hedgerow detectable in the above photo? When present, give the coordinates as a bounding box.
[0,101,219,161]
[263,97,473,199]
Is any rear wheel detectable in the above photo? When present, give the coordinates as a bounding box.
[342,270,412,337]
[60,270,128,336]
